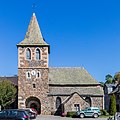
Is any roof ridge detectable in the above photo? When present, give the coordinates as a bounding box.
[49,67,85,69]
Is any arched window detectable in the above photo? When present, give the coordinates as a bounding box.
[36,71,41,78]
[56,97,61,109]
[36,49,40,60]
[26,71,31,79]
[85,97,91,107]
[26,48,31,60]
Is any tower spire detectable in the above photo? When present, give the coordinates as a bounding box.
[17,13,49,46]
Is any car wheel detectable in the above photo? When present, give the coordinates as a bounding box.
[93,113,98,118]
[80,113,85,118]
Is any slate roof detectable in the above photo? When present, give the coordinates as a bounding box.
[49,86,103,96]
[17,13,49,47]
[0,76,18,86]
[49,67,103,96]
[49,67,100,85]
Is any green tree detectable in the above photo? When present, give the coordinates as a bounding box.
[0,80,17,109]
[105,74,113,84]
[109,94,116,115]
[114,72,120,84]
[99,82,104,87]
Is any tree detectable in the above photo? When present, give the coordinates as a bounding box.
[114,72,120,84]
[99,82,104,87]
[109,94,116,115]
[0,80,17,109]
[105,74,113,84]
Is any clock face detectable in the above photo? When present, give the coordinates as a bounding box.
[31,70,36,76]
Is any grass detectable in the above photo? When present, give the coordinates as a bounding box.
[99,115,114,118]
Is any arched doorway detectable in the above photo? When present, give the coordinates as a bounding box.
[56,97,61,109]
[25,97,41,114]
[55,97,62,115]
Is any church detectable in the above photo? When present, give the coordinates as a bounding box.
[16,13,104,115]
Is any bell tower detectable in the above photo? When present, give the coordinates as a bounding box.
[17,13,50,114]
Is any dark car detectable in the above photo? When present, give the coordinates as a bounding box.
[31,108,38,116]
[0,109,30,120]
[20,108,37,119]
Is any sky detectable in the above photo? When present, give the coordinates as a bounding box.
[0,0,120,83]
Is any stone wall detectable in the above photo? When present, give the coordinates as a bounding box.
[92,96,103,109]
[49,95,68,114]
[18,46,50,115]
[18,46,48,68]
[49,93,103,114]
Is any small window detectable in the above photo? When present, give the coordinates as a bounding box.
[74,104,80,111]
[26,72,31,79]
[33,84,36,88]
[36,49,40,60]
[26,48,31,60]
[87,108,91,111]
[36,71,41,78]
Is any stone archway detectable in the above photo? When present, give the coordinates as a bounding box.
[25,97,41,114]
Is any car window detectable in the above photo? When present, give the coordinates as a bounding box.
[8,110,17,117]
[0,111,7,116]
[2,111,9,115]
[17,111,23,116]
[93,109,99,111]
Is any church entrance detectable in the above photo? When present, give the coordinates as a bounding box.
[25,97,41,114]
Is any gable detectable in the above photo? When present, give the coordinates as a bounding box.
[63,92,90,111]
[63,92,84,104]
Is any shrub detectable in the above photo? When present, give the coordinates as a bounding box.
[109,94,116,115]
[100,109,109,116]
[66,111,76,117]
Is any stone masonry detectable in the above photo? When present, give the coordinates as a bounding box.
[18,46,50,114]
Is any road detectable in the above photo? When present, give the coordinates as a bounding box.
[35,115,108,120]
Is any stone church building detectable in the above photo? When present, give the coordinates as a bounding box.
[16,13,104,115]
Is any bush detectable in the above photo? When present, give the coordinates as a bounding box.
[66,111,76,117]
[100,109,109,116]
[109,94,116,115]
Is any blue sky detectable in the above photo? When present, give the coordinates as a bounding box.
[0,0,120,82]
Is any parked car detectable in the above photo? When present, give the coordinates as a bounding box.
[21,108,37,119]
[31,108,38,115]
[76,107,101,118]
[0,109,30,120]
